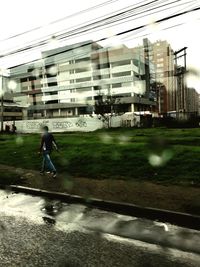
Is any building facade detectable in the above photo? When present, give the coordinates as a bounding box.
[9,41,156,119]
[150,40,175,113]
[134,39,175,114]
[0,75,25,126]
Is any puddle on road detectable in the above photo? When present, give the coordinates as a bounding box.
[0,190,199,254]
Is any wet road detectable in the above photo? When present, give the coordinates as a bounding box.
[0,190,199,267]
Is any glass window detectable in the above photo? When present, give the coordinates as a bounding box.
[112,83,122,88]
[112,60,131,67]
[76,77,91,83]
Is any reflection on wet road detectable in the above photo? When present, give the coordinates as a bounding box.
[0,190,199,267]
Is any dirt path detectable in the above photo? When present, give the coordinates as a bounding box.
[0,164,199,215]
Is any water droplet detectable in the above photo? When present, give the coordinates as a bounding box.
[148,154,163,167]
[118,135,131,144]
[7,80,17,90]
[47,65,58,76]
[133,81,145,95]
[185,68,200,92]
[99,133,113,144]
[32,69,41,78]
[148,149,173,167]
[16,136,24,145]
[47,35,60,50]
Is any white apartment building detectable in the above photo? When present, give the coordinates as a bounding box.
[9,40,156,119]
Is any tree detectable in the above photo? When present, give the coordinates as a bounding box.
[94,94,121,127]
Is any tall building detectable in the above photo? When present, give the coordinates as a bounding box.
[135,39,175,114]
[151,40,175,113]
[186,87,199,114]
[9,41,156,119]
[175,66,186,113]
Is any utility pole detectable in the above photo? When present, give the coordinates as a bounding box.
[0,75,3,132]
[174,47,188,116]
[143,38,151,98]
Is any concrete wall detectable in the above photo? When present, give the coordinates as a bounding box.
[4,117,104,133]
[4,113,141,133]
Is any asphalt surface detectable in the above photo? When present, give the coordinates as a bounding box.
[0,189,199,267]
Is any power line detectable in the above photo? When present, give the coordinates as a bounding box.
[40,4,200,58]
[57,0,196,45]
[55,0,176,39]
[0,0,180,58]
[113,0,198,40]
[0,0,160,54]
[114,5,200,37]
[0,0,120,42]
[4,3,200,69]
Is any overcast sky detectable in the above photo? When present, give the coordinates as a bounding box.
[0,0,199,74]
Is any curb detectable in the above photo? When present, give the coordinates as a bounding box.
[1,184,200,231]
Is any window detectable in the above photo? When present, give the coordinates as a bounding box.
[97,62,110,69]
[133,59,139,67]
[122,82,132,87]
[157,63,163,68]
[75,57,90,63]
[21,78,27,83]
[112,60,131,67]
[93,74,110,79]
[93,75,101,80]
[112,83,122,88]
[75,68,88,73]
[94,86,100,91]
[101,85,110,89]
[29,76,35,81]
[76,77,91,83]
[34,84,42,89]
[102,74,110,79]
[113,93,131,98]
[48,82,57,87]
[77,87,91,92]
[49,91,58,95]
[112,71,131,78]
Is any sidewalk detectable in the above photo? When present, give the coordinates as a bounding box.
[0,164,199,215]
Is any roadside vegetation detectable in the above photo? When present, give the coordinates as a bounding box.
[0,127,200,185]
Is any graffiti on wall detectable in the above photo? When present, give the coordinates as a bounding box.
[75,119,87,127]
[5,117,104,133]
[52,121,73,129]
[26,120,50,129]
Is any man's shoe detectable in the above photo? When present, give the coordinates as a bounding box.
[52,172,57,178]
[40,171,44,176]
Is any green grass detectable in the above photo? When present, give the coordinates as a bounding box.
[0,127,200,185]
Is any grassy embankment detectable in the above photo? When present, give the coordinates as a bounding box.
[0,127,200,185]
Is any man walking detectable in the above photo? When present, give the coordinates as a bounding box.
[39,126,58,178]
